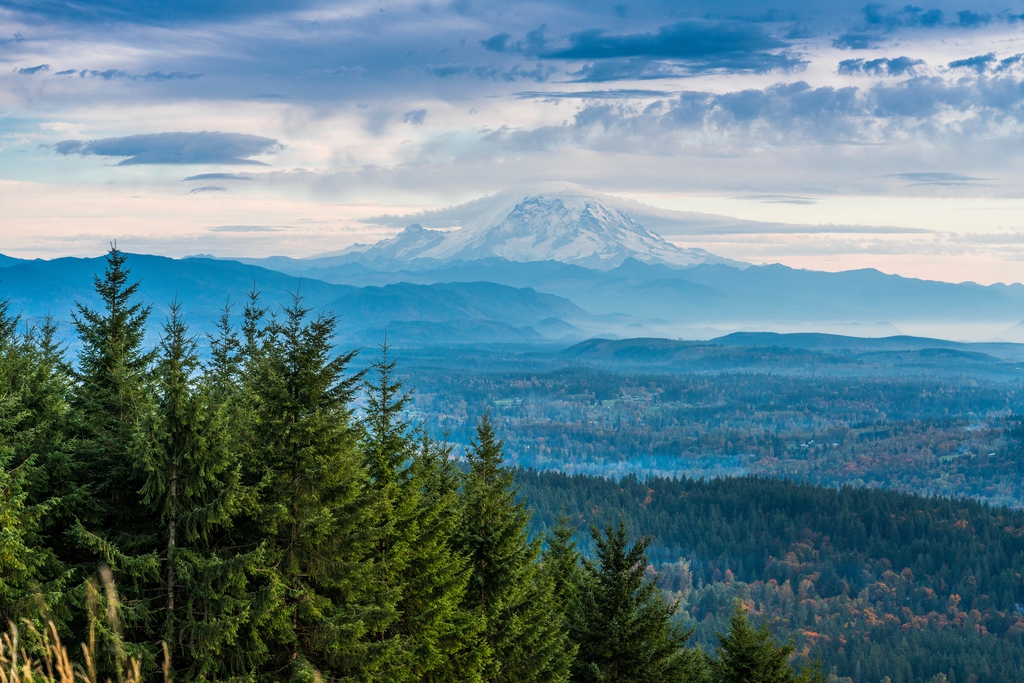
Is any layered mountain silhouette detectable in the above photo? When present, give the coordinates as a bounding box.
[4,185,1024,347]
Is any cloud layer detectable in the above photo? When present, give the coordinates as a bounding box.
[3,0,1024,283]
[53,132,281,165]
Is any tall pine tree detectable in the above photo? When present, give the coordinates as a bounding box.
[455,414,572,683]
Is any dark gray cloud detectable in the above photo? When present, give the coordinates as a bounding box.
[182,172,253,181]
[540,19,802,75]
[886,172,990,186]
[53,131,281,165]
[838,56,923,76]
[18,64,49,75]
[188,185,228,193]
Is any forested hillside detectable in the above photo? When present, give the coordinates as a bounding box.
[0,248,822,683]
[519,471,1024,683]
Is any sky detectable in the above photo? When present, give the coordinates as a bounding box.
[3,0,1024,284]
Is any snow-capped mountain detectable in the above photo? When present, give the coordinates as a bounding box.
[338,184,741,269]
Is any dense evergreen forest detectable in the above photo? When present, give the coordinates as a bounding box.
[1,248,828,683]
[519,471,1024,683]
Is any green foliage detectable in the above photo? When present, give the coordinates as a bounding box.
[711,604,812,683]
[456,414,573,683]
[570,520,696,683]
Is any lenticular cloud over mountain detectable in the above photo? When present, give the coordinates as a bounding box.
[347,184,740,268]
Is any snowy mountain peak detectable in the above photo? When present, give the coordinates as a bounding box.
[343,185,740,269]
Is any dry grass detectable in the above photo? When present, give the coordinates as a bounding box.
[0,565,150,683]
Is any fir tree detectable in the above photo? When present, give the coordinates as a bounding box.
[711,603,825,683]
[141,301,262,680]
[242,294,379,682]
[456,414,573,683]
[362,348,484,682]
[68,245,160,672]
[0,301,64,622]
[542,513,582,618]
[570,520,698,683]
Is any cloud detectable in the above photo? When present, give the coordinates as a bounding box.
[948,53,996,73]
[957,10,991,27]
[72,69,202,81]
[476,73,1024,156]
[53,69,75,76]
[544,19,790,68]
[886,172,990,186]
[833,4,945,50]
[734,194,818,205]
[182,172,252,181]
[514,89,671,100]
[838,56,924,76]
[426,63,553,82]
[403,109,427,125]
[208,225,286,232]
[188,185,228,193]
[53,131,281,165]
[18,64,49,75]
[480,26,548,56]
[0,0,308,25]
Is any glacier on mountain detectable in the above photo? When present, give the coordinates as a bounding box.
[336,185,741,269]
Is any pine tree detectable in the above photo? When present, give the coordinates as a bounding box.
[68,245,160,672]
[455,414,573,683]
[242,294,380,682]
[570,520,698,683]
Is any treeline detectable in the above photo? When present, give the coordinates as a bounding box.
[1,248,820,683]
[518,471,1024,683]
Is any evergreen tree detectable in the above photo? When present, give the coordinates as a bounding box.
[242,294,380,682]
[570,520,698,683]
[362,348,484,682]
[68,246,160,671]
[542,513,582,618]
[711,603,825,683]
[0,306,72,626]
[141,301,261,681]
[455,414,573,683]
